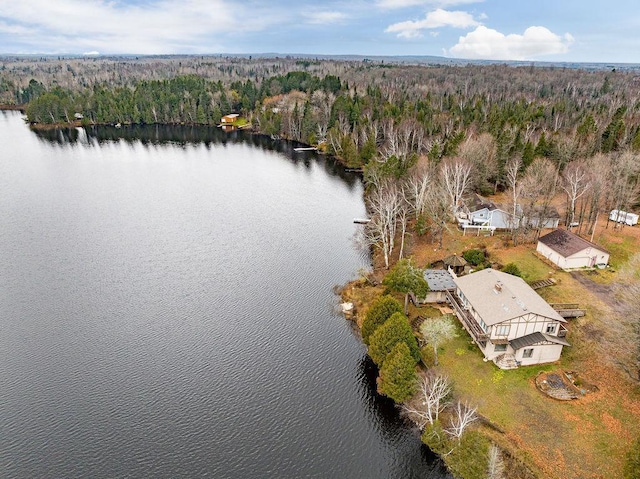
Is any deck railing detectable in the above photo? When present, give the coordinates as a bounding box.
[446,290,489,341]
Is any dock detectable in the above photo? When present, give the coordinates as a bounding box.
[294,147,318,152]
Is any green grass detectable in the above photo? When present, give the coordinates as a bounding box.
[600,234,637,269]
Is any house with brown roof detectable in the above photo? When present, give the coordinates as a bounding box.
[447,269,569,369]
[536,229,609,270]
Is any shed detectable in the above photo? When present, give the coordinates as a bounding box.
[537,229,609,270]
[423,269,457,303]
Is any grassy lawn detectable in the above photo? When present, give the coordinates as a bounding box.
[435,322,640,479]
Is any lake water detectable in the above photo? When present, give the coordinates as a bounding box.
[0,111,448,478]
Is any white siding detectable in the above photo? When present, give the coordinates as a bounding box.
[516,344,563,366]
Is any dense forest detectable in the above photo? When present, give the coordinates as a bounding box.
[2,55,640,253]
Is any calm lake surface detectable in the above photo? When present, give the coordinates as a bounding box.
[0,111,448,478]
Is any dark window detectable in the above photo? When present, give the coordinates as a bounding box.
[494,344,507,352]
[523,348,534,358]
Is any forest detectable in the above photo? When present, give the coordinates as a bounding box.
[2,55,639,255]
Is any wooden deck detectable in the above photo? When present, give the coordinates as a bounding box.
[446,290,489,341]
[550,303,586,318]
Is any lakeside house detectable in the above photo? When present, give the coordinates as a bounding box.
[220,113,240,124]
[536,229,610,270]
[447,269,569,369]
[459,194,560,231]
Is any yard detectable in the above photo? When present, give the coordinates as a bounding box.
[353,214,640,478]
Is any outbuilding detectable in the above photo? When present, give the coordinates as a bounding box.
[536,229,609,270]
[422,269,457,303]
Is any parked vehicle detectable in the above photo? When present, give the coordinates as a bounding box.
[609,209,639,226]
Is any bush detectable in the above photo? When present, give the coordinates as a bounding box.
[462,249,486,267]
[361,295,403,345]
[382,258,429,298]
[377,342,418,403]
[368,312,420,366]
[501,262,522,277]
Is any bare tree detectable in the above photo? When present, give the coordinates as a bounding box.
[561,160,591,228]
[445,400,478,442]
[440,157,473,217]
[404,160,436,219]
[401,373,451,428]
[505,157,524,245]
[520,158,559,241]
[364,178,402,269]
[420,316,458,366]
[487,444,506,479]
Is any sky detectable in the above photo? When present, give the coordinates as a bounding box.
[0,0,639,63]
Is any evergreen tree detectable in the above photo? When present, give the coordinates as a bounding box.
[368,312,420,366]
[361,295,403,345]
[378,342,418,403]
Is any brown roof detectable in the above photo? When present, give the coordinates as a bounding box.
[443,254,468,267]
[538,229,609,257]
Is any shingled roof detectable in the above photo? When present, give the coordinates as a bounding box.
[538,229,609,257]
[453,269,565,326]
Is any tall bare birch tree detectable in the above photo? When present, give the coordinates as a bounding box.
[401,373,451,429]
[440,157,472,218]
[364,179,402,269]
[561,160,591,228]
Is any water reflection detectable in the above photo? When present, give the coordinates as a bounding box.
[32,123,362,187]
[357,354,453,479]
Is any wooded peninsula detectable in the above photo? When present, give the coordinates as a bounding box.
[2,55,639,479]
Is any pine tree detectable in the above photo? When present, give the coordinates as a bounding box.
[361,295,403,345]
[378,342,418,403]
[368,312,420,366]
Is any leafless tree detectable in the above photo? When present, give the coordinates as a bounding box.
[440,157,473,217]
[458,133,498,193]
[404,160,436,219]
[561,160,591,228]
[505,157,524,245]
[401,373,451,429]
[364,178,402,269]
[520,158,559,241]
[487,444,506,479]
[420,316,458,366]
[445,400,478,442]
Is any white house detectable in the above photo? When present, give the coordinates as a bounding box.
[537,229,609,270]
[464,194,516,229]
[423,269,457,303]
[447,269,569,369]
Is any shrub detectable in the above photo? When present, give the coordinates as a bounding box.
[361,295,403,345]
[377,342,418,403]
[368,312,420,366]
[382,258,429,298]
[501,262,522,277]
[462,249,486,267]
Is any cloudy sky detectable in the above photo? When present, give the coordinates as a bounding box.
[0,0,638,63]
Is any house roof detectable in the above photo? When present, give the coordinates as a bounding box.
[443,254,468,267]
[468,193,498,213]
[538,229,609,257]
[423,269,457,292]
[453,269,565,326]
[510,331,571,349]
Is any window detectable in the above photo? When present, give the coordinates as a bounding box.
[494,344,507,352]
[546,323,557,334]
[523,348,534,358]
[495,324,510,336]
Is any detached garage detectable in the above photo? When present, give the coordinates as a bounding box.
[536,229,609,270]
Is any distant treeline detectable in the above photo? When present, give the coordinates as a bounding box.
[4,56,640,185]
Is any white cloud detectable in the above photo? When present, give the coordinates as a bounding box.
[0,0,278,54]
[376,0,483,9]
[448,25,574,60]
[304,11,348,25]
[385,8,480,38]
